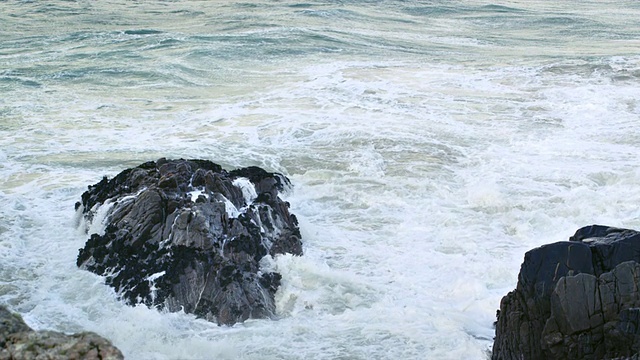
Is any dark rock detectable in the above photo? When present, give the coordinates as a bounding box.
[76,159,303,325]
[0,305,123,360]
[493,225,640,359]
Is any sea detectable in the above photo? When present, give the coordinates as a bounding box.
[1,0,639,359]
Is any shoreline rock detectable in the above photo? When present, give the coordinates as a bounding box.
[492,225,640,360]
[76,158,303,325]
[0,305,123,360]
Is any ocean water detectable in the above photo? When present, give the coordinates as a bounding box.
[1,0,639,358]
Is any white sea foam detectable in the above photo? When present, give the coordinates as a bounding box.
[189,189,242,218]
[187,188,207,202]
[221,196,240,219]
[232,177,258,205]
[85,202,115,236]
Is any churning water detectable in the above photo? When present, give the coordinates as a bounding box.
[1,0,640,358]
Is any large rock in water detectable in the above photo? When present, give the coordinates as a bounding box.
[492,225,640,359]
[76,158,302,325]
[0,305,123,360]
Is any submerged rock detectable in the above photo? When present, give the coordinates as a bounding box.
[76,158,303,325]
[0,305,123,360]
[492,225,640,360]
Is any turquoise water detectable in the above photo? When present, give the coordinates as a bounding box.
[1,1,640,358]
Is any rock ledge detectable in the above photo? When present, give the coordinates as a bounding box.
[0,305,123,360]
[493,225,640,360]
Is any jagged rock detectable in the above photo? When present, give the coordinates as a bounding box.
[76,158,302,325]
[493,225,640,359]
[0,305,123,360]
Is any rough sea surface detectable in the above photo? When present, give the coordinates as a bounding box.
[1,1,639,359]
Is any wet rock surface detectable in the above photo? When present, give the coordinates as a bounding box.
[76,158,303,325]
[0,305,123,360]
[493,225,640,360]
